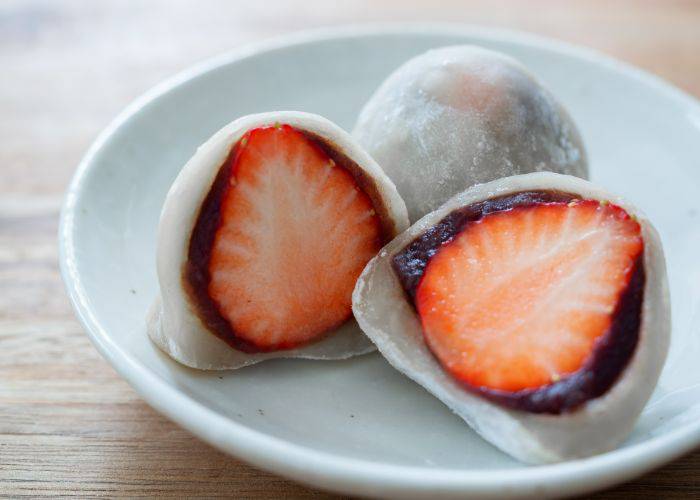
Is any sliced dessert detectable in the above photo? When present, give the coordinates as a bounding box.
[150,112,409,369]
[353,172,670,463]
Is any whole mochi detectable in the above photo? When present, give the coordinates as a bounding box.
[354,45,589,222]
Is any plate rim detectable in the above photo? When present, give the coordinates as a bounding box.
[59,23,700,498]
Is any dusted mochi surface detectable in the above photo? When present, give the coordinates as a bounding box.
[353,45,589,222]
[149,111,409,370]
[352,172,670,463]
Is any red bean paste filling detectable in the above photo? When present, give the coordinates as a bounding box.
[392,190,644,414]
[184,131,393,354]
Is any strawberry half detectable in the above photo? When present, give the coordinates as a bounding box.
[394,192,645,413]
[187,124,383,352]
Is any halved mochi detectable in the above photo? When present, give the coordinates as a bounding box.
[353,172,670,463]
[149,112,409,369]
[354,45,589,222]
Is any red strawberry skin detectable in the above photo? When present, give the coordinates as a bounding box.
[185,124,385,353]
[392,191,645,414]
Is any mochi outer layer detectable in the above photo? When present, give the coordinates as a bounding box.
[352,172,670,464]
[148,112,409,370]
[354,45,589,222]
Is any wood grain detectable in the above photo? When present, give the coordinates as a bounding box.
[1,0,699,497]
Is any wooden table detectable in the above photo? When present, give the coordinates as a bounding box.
[2,0,699,497]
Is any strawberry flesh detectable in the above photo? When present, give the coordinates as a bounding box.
[393,191,575,301]
[186,125,385,352]
[392,191,645,414]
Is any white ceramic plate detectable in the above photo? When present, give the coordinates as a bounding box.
[59,25,700,499]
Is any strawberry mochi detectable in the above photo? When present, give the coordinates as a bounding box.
[354,45,589,222]
[352,172,670,463]
[148,112,409,369]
